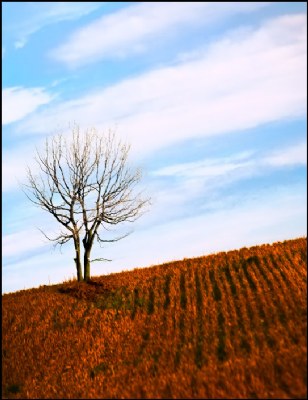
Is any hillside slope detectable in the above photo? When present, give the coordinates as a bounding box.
[2,237,307,399]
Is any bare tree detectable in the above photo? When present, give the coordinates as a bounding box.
[23,125,150,282]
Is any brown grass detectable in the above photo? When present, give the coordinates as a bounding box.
[2,237,307,399]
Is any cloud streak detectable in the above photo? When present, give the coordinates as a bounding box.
[263,141,307,167]
[145,142,307,228]
[51,2,270,67]
[3,2,103,49]
[2,86,53,125]
[153,142,307,179]
[2,229,49,258]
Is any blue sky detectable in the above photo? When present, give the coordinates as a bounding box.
[2,2,307,294]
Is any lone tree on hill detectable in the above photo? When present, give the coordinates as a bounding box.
[23,125,150,282]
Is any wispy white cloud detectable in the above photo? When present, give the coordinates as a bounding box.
[119,187,306,269]
[153,142,307,180]
[51,2,270,67]
[2,144,39,192]
[4,2,103,49]
[2,229,49,258]
[2,203,76,259]
[2,87,53,125]
[153,151,254,178]
[15,13,306,158]
[263,141,307,167]
[134,141,306,235]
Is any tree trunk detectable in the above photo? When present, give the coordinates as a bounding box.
[83,233,94,282]
[73,236,83,281]
[84,246,91,282]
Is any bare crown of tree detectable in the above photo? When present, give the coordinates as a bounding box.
[23,125,150,282]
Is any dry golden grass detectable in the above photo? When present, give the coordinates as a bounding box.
[2,237,307,399]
